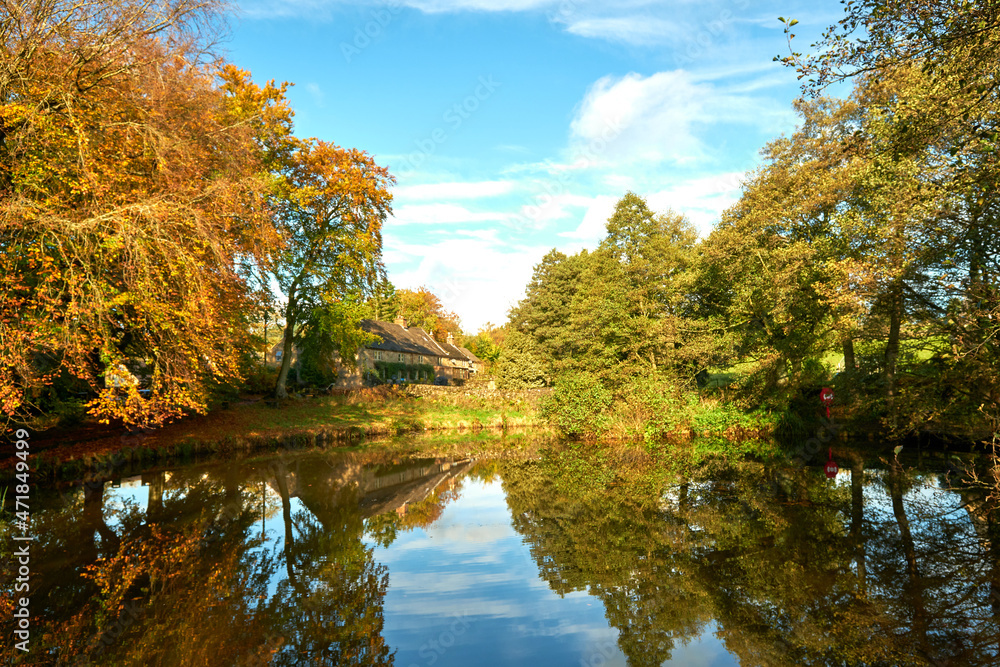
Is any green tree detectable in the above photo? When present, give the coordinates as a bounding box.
[541,372,612,439]
[509,249,591,374]
[271,140,393,398]
[493,330,547,389]
[577,193,712,385]
[365,278,400,322]
[297,297,379,386]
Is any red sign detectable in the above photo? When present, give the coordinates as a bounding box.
[820,387,834,418]
[825,448,838,479]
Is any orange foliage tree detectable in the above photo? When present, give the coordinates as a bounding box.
[397,287,462,343]
[0,0,391,426]
[0,0,288,427]
[270,140,394,398]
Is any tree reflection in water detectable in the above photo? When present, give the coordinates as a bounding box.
[500,450,1000,666]
[2,447,999,666]
[0,451,465,665]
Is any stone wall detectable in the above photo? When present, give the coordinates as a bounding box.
[406,382,552,408]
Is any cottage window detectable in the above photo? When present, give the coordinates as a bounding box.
[398,353,405,362]
[374,350,384,361]
[275,350,282,360]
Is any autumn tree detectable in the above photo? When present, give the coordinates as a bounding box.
[270,140,393,398]
[699,97,868,399]
[395,287,461,342]
[0,0,286,427]
[784,0,1000,125]
[782,1,1000,433]
[463,322,504,369]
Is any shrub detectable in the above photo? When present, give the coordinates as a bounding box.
[298,353,337,387]
[391,416,424,434]
[242,363,279,394]
[372,361,434,383]
[692,402,775,435]
[542,372,612,439]
[52,398,87,428]
[610,372,694,445]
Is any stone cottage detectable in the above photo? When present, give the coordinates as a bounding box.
[269,316,484,387]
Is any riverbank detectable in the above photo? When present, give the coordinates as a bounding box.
[4,380,967,487]
[1,385,550,483]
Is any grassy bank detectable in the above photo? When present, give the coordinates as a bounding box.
[1,385,550,482]
[3,379,904,489]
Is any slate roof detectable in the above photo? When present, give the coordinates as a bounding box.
[360,320,475,363]
[456,345,482,364]
[272,319,481,366]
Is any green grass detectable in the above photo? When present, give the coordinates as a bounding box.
[5,387,550,481]
[692,403,778,434]
[124,389,540,452]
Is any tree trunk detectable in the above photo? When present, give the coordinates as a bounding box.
[988,505,1000,621]
[273,462,297,582]
[274,311,296,399]
[842,337,856,375]
[144,471,164,522]
[224,463,238,499]
[967,201,990,362]
[83,481,120,557]
[841,337,858,402]
[885,280,903,428]
[262,311,267,362]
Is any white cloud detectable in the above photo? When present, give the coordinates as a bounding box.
[564,16,682,45]
[516,192,593,224]
[568,69,794,167]
[454,228,502,243]
[390,203,509,225]
[385,236,550,331]
[402,0,553,11]
[394,180,514,200]
[647,171,746,236]
[495,144,531,154]
[558,195,617,244]
[303,82,324,106]
[238,0,740,49]
[556,172,745,245]
[239,0,334,19]
[240,0,555,21]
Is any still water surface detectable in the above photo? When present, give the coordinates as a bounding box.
[3,444,1000,666]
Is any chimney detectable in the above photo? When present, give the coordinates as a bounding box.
[446,332,455,346]
[394,315,407,328]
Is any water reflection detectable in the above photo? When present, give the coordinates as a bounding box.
[2,447,999,666]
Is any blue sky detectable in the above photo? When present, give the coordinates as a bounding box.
[227,0,845,331]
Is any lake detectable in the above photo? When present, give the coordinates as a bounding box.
[3,442,999,666]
